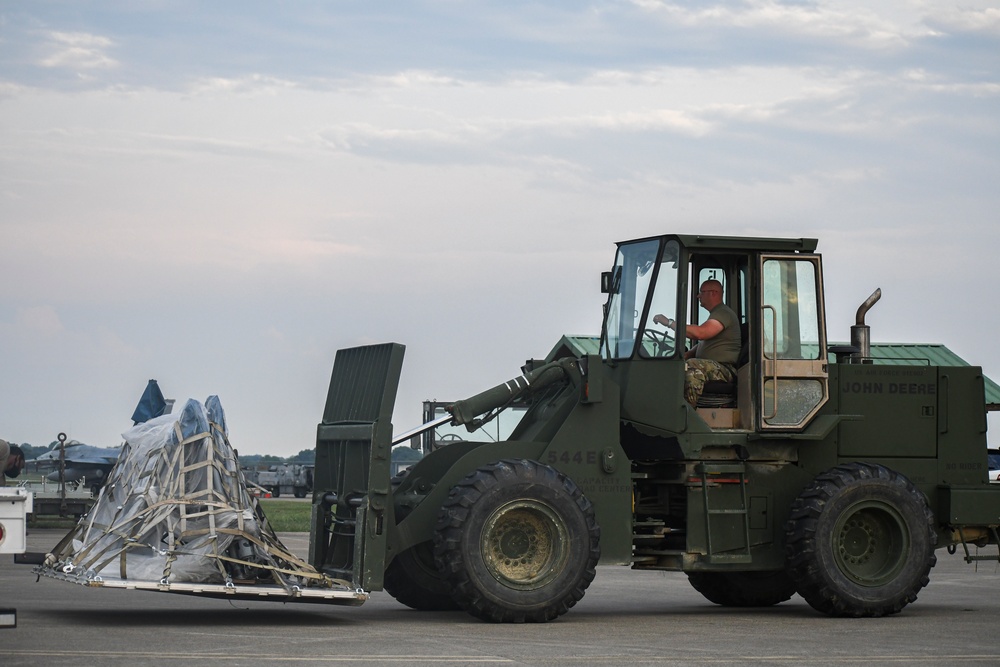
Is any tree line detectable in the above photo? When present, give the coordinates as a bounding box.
[7,441,316,466]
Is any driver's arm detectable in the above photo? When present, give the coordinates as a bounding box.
[685,319,723,341]
[653,314,724,341]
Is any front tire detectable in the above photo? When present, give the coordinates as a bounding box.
[383,542,460,611]
[687,570,797,607]
[433,459,600,623]
[785,462,936,617]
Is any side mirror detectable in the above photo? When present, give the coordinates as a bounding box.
[601,271,612,294]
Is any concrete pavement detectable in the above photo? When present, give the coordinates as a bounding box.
[2,529,999,666]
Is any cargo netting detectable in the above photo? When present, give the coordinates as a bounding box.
[36,397,365,605]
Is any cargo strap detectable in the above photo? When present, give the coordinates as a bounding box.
[42,410,342,593]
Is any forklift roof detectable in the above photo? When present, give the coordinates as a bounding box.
[619,234,819,254]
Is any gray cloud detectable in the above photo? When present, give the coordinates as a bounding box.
[39,31,118,70]
[1,2,998,453]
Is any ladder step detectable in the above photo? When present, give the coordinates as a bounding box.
[708,553,753,564]
[696,463,748,474]
[698,464,751,561]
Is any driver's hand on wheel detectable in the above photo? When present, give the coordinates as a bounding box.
[653,314,676,329]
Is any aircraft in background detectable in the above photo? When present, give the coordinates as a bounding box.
[29,379,172,494]
[30,441,121,493]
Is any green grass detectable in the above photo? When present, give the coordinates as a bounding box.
[27,515,77,529]
[258,499,312,532]
[26,496,312,533]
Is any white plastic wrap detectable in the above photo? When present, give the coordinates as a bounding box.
[40,397,336,593]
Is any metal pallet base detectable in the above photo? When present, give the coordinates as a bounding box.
[36,567,367,605]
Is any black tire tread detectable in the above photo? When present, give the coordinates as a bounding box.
[687,570,797,607]
[383,543,461,611]
[784,462,937,617]
[433,458,600,623]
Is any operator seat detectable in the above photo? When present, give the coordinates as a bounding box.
[696,323,749,409]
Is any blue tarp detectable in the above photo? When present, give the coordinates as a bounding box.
[131,379,167,424]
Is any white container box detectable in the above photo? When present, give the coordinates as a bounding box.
[0,487,33,554]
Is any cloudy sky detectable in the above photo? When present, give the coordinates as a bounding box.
[2,1,999,455]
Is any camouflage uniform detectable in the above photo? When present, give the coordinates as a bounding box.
[683,299,741,407]
[685,359,736,407]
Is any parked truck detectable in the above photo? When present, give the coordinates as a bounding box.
[258,463,313,498]
[309,233,1000,622]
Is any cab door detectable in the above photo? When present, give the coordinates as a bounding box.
[759,254,829,429]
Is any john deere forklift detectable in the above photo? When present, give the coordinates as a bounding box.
[309,234,1000,622]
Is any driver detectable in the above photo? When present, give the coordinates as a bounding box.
[653,279,740,406]
[0,439,25,486]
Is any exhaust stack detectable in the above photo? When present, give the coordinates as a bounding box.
[850,288,881,363]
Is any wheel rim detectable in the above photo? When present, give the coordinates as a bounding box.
[832,499,910,586]
[481,499,569,590]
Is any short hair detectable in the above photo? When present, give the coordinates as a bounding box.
[4,444,24,478]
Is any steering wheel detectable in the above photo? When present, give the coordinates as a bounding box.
[641,329,675,357]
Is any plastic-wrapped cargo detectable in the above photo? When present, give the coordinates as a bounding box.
[37,397,365,605]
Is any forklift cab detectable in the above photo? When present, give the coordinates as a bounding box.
[600,234,829,433]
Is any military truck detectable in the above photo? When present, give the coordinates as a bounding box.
[258,463,313,498]
[309,234,1000,623]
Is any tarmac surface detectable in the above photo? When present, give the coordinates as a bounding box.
[3,528,1000,666]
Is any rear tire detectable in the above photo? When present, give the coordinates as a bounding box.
[687,570,797,607]
[785,462,936,617]
[383,542,460,611]
[433,459,600,623]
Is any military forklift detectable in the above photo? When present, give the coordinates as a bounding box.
[309,234,1000,622]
